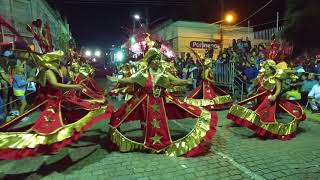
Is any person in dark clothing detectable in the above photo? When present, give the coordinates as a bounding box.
[232,39,237,51]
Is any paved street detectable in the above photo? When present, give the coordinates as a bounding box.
[0,96,319,180]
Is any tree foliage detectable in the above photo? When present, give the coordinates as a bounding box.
[282,0,320,56]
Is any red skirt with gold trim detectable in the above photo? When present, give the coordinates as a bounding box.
[0,90,113,160]
[184,80,233,110]
[109,90,217,157]
[227,89,306,140]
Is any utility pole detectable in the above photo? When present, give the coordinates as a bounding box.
[220,0,224,51]
[248,20,250,38]
[133,18,136,34]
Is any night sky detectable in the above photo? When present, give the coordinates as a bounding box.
[47,0,286,50]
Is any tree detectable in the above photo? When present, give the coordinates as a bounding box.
[281,0,320,56]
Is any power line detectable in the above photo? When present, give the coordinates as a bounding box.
[250,18,286,28]
[235,0,273,26]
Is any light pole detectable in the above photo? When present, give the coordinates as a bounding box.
[133,14,141,34]
[212,13,235,52]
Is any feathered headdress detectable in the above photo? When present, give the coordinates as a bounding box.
[26,19,53,53]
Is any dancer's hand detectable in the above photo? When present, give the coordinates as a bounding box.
[268,95,277,102]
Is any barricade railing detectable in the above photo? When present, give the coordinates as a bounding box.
[213,62,236,95]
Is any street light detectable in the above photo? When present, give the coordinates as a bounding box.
[211,13,236,52]
[212,13,235,24]
[85,50,92,57]
[94,50,101,57]
[115,51,124,62]
[225,14,234,23]
[133,13,141,34]
[134,14,141,20]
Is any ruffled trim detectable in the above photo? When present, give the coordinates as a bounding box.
[0,106,113,160]
[180,111,217,157]
[109,108,217,157]
[184,95,233,110]
[227,104,305,140]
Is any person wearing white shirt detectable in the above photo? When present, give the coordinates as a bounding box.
[308,78,320,112]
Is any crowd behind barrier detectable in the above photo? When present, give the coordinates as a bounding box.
[172,37,320,113]
[0,48,66,124]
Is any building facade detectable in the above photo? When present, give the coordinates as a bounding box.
[0,0,72,52]
[153,20,254,58]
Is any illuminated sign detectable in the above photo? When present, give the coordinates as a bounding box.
[190,40,221,49]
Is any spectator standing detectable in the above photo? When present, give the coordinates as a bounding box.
[182,64,189,80]
[175,55,185,78]
[301,73,318,105]
[232,39,237,51]
[13,63,31,116]
[0,58,9,115]
[237,39,245,53]
[188,61,199,90]
[243,37,252,53]
[315,60,320,75]
[0,96,5,124]
[308,77,320,113]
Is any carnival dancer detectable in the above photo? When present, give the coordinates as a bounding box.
[109,63,135,101]
[68,60,106,103]
[0,50,113,160]
[184,50,233,110]
[108,48,217,157]
[227,60,306,140]
[162,60,188,95]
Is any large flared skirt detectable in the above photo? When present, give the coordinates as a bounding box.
[109,91,218,157]
[0,100,113,160]
[227,90,306,140]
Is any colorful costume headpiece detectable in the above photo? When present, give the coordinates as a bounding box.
[79,63,94,77]
[144,48,161,62]
[260,59,277,71]
[138,48,162,70]
[35,50,64,71]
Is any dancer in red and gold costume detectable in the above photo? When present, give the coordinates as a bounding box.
[68,60,106,103]
[185,57,233,110]
[227,60,306,140]
[109,63,135,101]
[163,60,188,95]
[0,50,113,160]
[108,48,217,157]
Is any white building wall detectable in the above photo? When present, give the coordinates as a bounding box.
[0,0,71,52]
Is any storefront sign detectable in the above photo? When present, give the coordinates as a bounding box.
[190,40,221,49]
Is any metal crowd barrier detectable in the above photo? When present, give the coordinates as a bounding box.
[213,62,236,94]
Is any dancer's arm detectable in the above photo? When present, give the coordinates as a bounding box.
[108,76,135,84]
[269,80,282,102]
[46,69,82,91]
[204,69,215,84]
[168,73,192,86]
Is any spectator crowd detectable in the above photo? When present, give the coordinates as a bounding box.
[172,37,320,113]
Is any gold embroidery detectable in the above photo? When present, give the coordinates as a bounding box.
[151,119,160,128]
[151,134,162,144]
